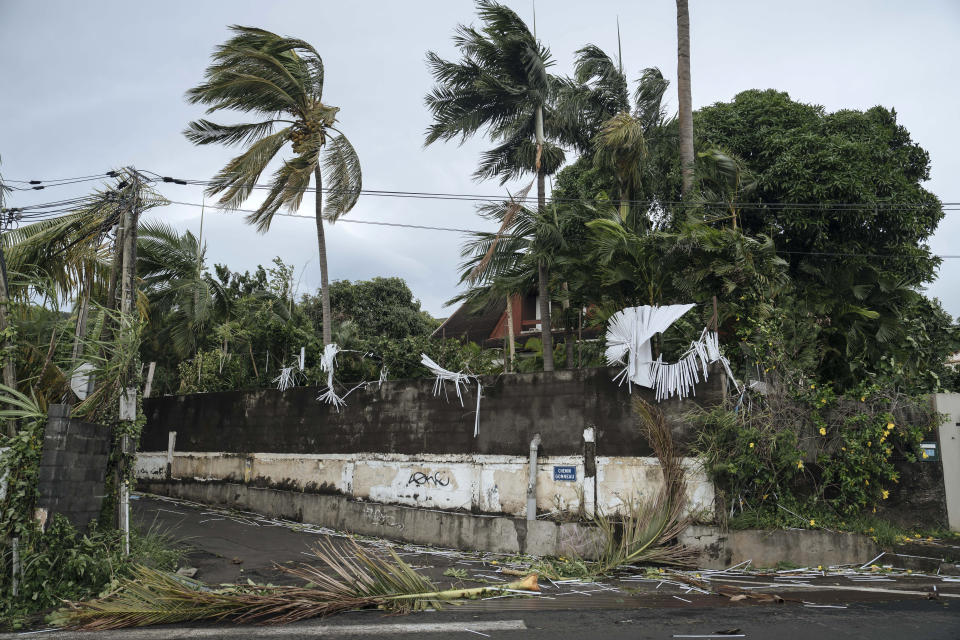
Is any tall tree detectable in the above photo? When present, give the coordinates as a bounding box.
[184,25,362,346]
[676,0,694,197]
[425,0,565,371]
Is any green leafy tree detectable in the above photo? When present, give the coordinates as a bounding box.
[695,90,947,388]
[302,277,436,341]
[184,25,362,347]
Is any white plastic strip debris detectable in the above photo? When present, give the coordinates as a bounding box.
[317,343,347,409]
[421,354,482,437]
[273,366,300,392]
[605,305,740,401]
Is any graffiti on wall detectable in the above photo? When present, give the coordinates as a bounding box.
[407,470,451,487]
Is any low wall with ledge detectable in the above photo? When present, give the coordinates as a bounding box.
[134,450,714,518]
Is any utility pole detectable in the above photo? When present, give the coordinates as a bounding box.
[0,166,19,436]
[117,168,143,554]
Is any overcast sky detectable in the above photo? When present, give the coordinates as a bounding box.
[1,0,958,318]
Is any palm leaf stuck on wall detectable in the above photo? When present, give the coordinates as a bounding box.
[591,398,695,571]
[51,539,540,630]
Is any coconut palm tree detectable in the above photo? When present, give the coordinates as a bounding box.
[425,0,565,371]
[184,26,361,346]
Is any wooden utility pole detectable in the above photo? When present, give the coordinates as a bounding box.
[0,216,17,437]
[117,168,142,555]
[677,0,695,198]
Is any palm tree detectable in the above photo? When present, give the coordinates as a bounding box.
[676,0,695,197]
[425,0,565,371]
[137,221,224,359]
[184,26,362,346]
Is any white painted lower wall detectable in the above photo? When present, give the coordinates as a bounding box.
[136,451,714,520]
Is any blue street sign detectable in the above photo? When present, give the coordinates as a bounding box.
[553,465,577,482]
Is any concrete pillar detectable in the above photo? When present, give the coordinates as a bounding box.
[935,394,960,531]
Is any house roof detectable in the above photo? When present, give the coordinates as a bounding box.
[432,296,506,343]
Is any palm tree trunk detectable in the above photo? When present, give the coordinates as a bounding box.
[314,166,333,346]
[676,0,694,198]
[562,282,574,369]
[535,105,554,372]
[505,296,515,372]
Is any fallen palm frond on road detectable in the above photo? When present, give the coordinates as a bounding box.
[49,540,540,630]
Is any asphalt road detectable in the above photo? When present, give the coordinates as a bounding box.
[6,494,956,640]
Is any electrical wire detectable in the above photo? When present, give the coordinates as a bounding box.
[7,169,957,212]
[159,197,960,260]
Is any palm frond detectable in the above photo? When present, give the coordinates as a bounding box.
[321,133,362,220]
[52,539,540,630]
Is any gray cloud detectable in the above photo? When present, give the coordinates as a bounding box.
[2,0,957,318]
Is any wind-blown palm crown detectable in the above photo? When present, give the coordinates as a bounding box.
[185,25,361,346]
[424,0,567,182]
[137,221,225,358]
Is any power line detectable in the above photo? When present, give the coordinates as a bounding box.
[151,173,958,211]
[6,169,958,212]
[160,197,960,260]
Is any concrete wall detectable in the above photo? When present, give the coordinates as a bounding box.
[135,451,715,518]
[139,480,880,568]
[137,366,723,519]
[139,366,725,457]
[38,404,112,530]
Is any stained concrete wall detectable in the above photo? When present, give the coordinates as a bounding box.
[37,404,112,530]
[137,366,723,519]
[135,451,715,518]
[139,480,880,568]
[139,366,725,457]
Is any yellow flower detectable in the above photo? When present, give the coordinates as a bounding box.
[817,565,823,570]
[872,506,876,513]
[797,460,804,470]
[490,560,498,565]
[762,494,768,500]
[906,569,912,574]
[866,441,871,447]
[914,534,921,538]
[922,451,929,459]
[881,490,889,499]
[868,527,875,532]
[810,384,816,389]
[860,396,866,402]
[809,519,816,527]
[886,422,894,430]
[819,427,827,436]
[841,446,846,451]
[749,442,755,448]
[865,479,869,485]
[821,398,827,404]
